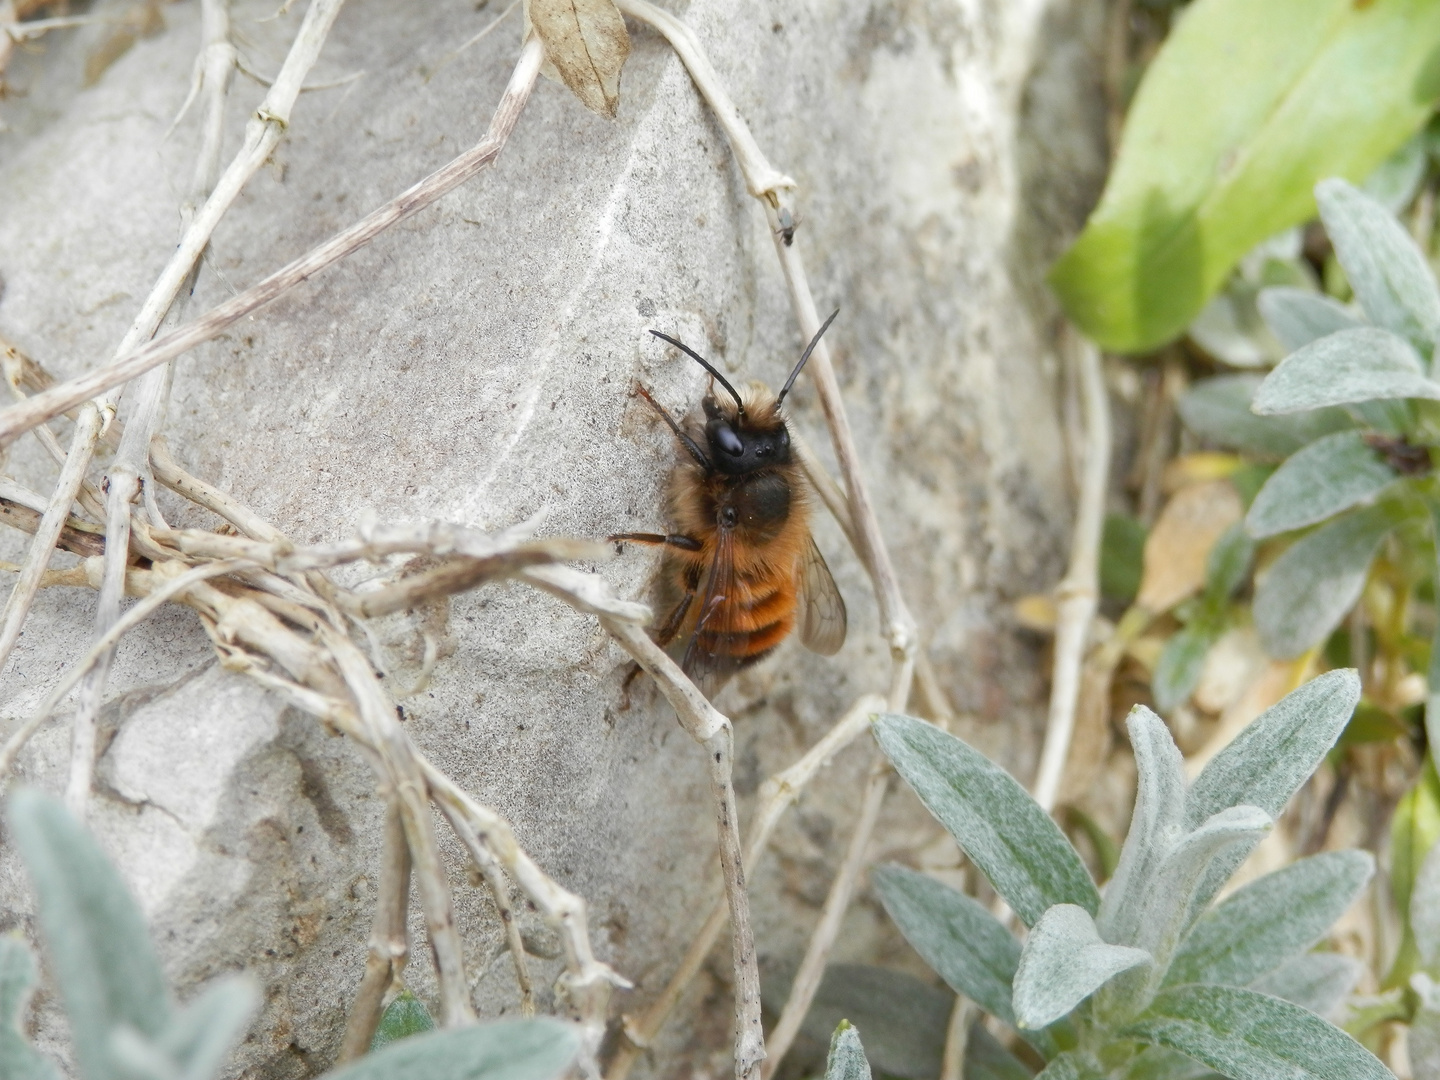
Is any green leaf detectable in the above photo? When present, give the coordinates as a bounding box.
[1120,985,1391,1080]
[1363,133,1430,213]
[6,787,172,1080]
[1165,850,1374,988]
[1413,839,1440,971]
[1204,523,1255,601]
[1099,708,1187,951]
[1153,625,1218,713]
[872,714,1099,927]
[0,938,57,1080]
[1102,515,1149,603]
[1252,504,1403,658]
[1047,0,1440,352]
[1177,375,1351,459]
[1258,287,1361,352]
[1252,328,1440,415]
[1386,757,1440,988]
[1426,497,1440,756]
[1250,953,1364,1021]
[825,1022,873,1080]
[1031,1053,1106,1080]
[1187,670,1360,829]
[371,992,436,1052]
[1012,904,1152,1029]
[325,1019,578,1080]
[1317,178,1440,352]
[1131,806,1273,972]
[1182,671,1360,923]
[791,967,946,1080]
[1246,432,1400,539]
[872,865,1020,1026]
[1409,975,1440,1080]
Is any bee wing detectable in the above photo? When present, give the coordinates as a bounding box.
[680,527,745,695]
[797,538,847,656]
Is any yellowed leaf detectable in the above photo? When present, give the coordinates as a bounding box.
[1161,451,1245,493]
[1013,593,1057,632]
[525,0,630,118]
[1136,479,1243,614]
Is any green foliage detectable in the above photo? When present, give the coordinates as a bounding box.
[1102,515,1149,603]
[2,789,579,1080]
[1153,523,1255,711]
[824,1021,872,1080]
[1176,180,1440,662]
[873,672,1386,1080]
[872,715,1100,927]
[1386,757,1440,989]
[780,966,949,1080]
[1048,0,1440,352]
[370,992,435,1052]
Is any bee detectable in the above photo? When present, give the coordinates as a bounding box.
[612,311,847,695]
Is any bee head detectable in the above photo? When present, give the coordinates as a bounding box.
[702,393,790,475]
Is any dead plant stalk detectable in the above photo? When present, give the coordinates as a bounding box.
[1032,336,1109,813]
[608,7,921,1073]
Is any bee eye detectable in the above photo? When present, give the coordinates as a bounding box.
[756,443,772,457]
[714,425,744,456]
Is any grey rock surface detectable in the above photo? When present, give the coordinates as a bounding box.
[0,0,1104,1074]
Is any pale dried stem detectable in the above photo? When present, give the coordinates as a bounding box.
[615,0,917,670]
[591,615,761,1076]
[1,340,106,521]
[0,39,545,446]
[150,437,287,542]
[64,485,134,817]
[337,798,412,1062]
[0,406,102,676]
[1032,336,1109,813]
[762,762,891,1077]
[64,0,334,815]
[760,659,911,1076]
[423,758,628,1060]
[0,559,248,779]
[325,629,475,1027]
[467,829,536,1017]
[605,9,925,1074]
[940,997,974,1080]
[606,693,884,1080]
[790,426,858,554]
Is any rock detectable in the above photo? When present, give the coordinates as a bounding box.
[0,0,1104,1073]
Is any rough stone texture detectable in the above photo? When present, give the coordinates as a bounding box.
[0,0,1104,1075]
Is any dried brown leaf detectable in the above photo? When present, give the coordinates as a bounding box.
[1136,478,1243,613]
[524,0,629,118]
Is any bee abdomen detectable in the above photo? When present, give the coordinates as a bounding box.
[698,585,797,660]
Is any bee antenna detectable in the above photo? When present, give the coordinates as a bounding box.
[776,308,840,406]
[649,330,745,416]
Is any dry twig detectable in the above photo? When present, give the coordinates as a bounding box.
[1032,335,1110,813]
[0,37,545,445]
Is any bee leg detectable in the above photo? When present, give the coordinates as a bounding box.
[609,532,703,552]
[615,591,694,709]
[618,661,644,710]
[652,590,695,650]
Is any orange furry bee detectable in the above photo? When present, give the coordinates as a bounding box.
[612,311,847,694]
